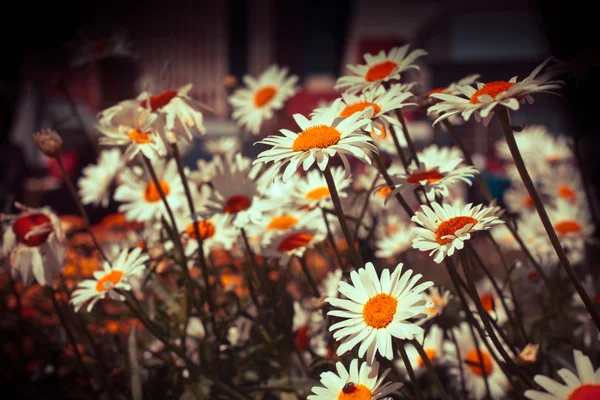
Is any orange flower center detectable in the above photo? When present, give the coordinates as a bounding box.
[464,349,493,376]
[568,384,600,400]
[427,298,442,314]
[480,293,494,312]
[224,195,251,213]
[144,181,170,202]
[266,215,298,230]
[407,170,444,184]
[523,195,534,207]
[365,61,398,82]
[140,90,178,111]
[378,186,392,198]
[417,348,436,368]
[362,293,397,328]
[305,186,330,201]
[128,129,153,144]
[435,216,478,245]
[469,81,516,104]
[292,125,341,152]
[554,220,582,235]
[277,232,314,252]
[338,384,372,400]
[95,270,124,292]
[425,88,445,98]
[558,186,577,202]
[253,86,278,107]
[12,213,53,247]
[186,221,216,240]
[340,101,382,118]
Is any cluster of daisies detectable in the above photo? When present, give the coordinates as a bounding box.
[2,41,599,400]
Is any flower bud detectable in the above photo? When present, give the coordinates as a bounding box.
[518,343,540,364]
[33,129,63,157]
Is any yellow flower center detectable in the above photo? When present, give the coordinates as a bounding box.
[554,220,582,235]
[224,195,251,213]
[292,125,341,152]
[144,181,170,202]
[568,385,600,400]
[365,61,398,82]
[338,384,372,400]
[95,270,124,292]
[340,101,382,118]
[186,221,215,240]
[407,170,444,184]
[464,349,493,377]
[129,129,153,144]
[305,186,330,201]
[253,86,278,107]
[362,293,397,328]
[480,293,494,313]
[558,185,577,202]
[266,215,298,230]
[378,186,392,198]
[277,232,314,252]
[417,348,436,368]
[435,216,478,245]
[469,81,516,104]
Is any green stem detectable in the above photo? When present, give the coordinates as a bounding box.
[410,339,451,400]
[298,256,320,297]
[396,339,424,400]
[372,151,414,217]
[395,109,420,165]
[387,123,409,169]
[322,167,363,268]
[353,173,379,241]
[320,207,346,270]
[496,108,600,333]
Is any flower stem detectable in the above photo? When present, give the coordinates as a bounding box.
[55,155,110,263]
[396,339,424,400]
[387,124,409,169]
[320,207,346,270]
[322,167,363,268]
[496,107,600,333]
[353,172,379,241]
[298,256,320,297]
[372,152,414,217]
[395,109,420,165]
[409,339,451,400]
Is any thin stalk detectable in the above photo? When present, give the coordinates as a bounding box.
[48,286,95,384]
[320,207,346,270]
[396,339,424,400]
[496,108,600,333]
[387,124,409,169]
[395,109,419,165]
[298,256,320,297]
[353,173,380,241]
[171,143,218,339]
[465,320,492,400]
[410,339,451,400]
[448,329,468,398]
[55,156,110,263]
[372,152,414,217]
[322,167,363,268]
[460,250,536,388]
[240,228,270,297]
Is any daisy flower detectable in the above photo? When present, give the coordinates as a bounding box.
[97,104,165,160]
[420,286,453,322]
[429,59,563,126]
[375,225,414,258]
[321,269,343,299]
[202,137,239,157]
[540,165,584,206]
[260,226,325,266]
[78,149,125,207]
[1,203,66,287]
[469,278,513,326]
[307,359,402,400]
[425,74,481,100]
[70,247,149,312]
[182,213,239,257]
[254,98,376,182]
[229,65,298,134]
[386,145,478,201]
[335,44,428,94]
[289,167,351,209]
[396,325,444,378]
[114,159,186,223]
[503,183,535,214]
[411,202,504,263]
[525,349,600,400]
[313,84,415,136]
[247,208,321,245]
[444,322,511,400]
[138,84,207,145]
[326,262,434,363]
[547,199,593,262]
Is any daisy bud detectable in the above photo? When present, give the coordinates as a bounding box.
[33,129,63,157]
[518,343,540,364]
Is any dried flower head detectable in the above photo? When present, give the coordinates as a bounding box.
[33,129,63,157]
[518,343,540,364]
